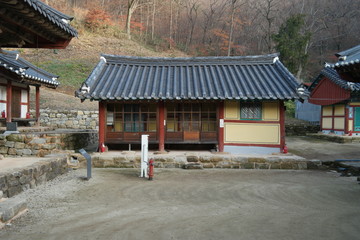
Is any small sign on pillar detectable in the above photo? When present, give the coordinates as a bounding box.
[219,119,224,128]
[140,135,149,178]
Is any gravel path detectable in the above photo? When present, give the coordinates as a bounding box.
[1,168,359,240]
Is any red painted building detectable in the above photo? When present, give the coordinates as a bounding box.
[308,45,360,135]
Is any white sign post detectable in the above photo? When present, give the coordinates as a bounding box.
[140,135,149,178]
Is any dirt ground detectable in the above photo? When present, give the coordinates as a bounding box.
[287,136,360,161]
[1,168,359,240]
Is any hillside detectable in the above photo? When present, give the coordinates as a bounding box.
[16,31,188,110]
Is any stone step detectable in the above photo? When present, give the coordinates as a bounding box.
[0,197,27,227]
[183,163,203,170]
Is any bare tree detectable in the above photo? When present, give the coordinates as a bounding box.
[183,0,200,52]
[126,0,151,39]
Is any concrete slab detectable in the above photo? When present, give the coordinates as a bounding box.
[0,197,27,223]
[0,157,53,175]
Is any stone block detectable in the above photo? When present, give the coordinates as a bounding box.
[296,162,307,170]
[174,156,187,164]
[15,149,24,156]
[183,163,203,169]
[216,161,232,168]
[187,155,199,162]
[35,174,47,186]
[307,160,322,170]
[22,149,32,156]
[14,142,25,149]
[5,141,15,148]
[42,144,56,150]
[7,148,16,155]
[232,156,248,163]
[269,163,281,169]
[37,150,50,157]
[7,186,23,198]
[163,163,176,168]
[0,147,8,154]
[0,190,3,199]
[210,156,224,163]
[280,162,295,169]
[0,197,27,222]
[202,163,215,168]
[255,163,270,169]
[199,156,211,163]
[241,163,255,169]
[248,157,266,163]
[6,135,24,142]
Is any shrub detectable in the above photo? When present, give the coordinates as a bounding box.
[84,8,112,32]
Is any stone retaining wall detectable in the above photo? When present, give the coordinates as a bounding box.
[307,133,360,143]
[286,123,320,136]
[0,131,98,157]
[30,109,99,130]
[77,152,312,170]
[0,155,68,198]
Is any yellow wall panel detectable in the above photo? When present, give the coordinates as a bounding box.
[224,123,280,144]
[225,101,239,119]
[334,118,345,130]
[322,106,333,116]
[334,105,345,116]
[149,122,157,132]
[349,120,353,131]
[114,122,123,131]
[349,102,360,106]
[263,102,279,121]
[322,118,332,129]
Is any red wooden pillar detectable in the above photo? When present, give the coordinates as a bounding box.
[98,101,106,151]
[218,101,224,152]
[35,85,40,126]
[280,101,286,152]
[6,80,12,122]
[345,106,349,134]
[158,101,165,152]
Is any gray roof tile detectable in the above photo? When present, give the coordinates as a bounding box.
[0,51,59,88]
[77,54,301,101]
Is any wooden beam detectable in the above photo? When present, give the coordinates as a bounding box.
[280,101,286,152]
[98,101,106,151]
[158,101,165,152]
[218,101,224,152]
[6,80,12,122]
[35,85,40,126]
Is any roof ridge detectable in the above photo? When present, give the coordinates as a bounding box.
[101,53,279,64]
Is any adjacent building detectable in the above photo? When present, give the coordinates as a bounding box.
[77,54,302,154]
[0,0,78,127]
[308,45,360,136]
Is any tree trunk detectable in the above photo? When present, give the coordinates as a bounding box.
[151,0,156,41]
[227,0,237,56]
[169,0,173,49]
[126,0,140,40]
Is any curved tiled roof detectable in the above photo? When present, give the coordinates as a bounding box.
[0,51,59,88]
[77,54,301,101]
[22,0,78,37]
[328,44,360,69]
[0,0,77,48]
[309,67,360,92]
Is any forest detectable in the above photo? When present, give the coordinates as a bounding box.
[44,0,360,82]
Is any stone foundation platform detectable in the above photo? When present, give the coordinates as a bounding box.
[75,151,314,170]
